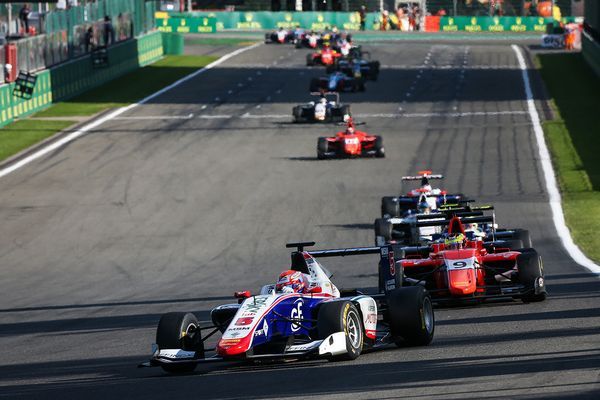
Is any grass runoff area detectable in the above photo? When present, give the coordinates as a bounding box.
[0,55,217,162]
[536,52,600,263]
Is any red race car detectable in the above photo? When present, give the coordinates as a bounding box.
[306,45,343,66]
[393,216,546,304]
[317,118,385,159]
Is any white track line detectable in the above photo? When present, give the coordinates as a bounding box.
[0,43,262,179]
[115,113,194,120]
[234,111,529,120]
[512,44,600,273]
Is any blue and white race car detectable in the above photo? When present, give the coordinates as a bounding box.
[140,242,434,373]
[309,71,365,93]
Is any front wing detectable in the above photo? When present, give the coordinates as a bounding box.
[139,332,348,368]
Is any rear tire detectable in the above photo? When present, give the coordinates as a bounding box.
[511,229,533,248]
[517,250,547,303]
[317,301,363,361]
[292,106,304,123]
[374,218,393,242]
[386,287,434,347]
[306,53,314,66]
[375,136,385,158]
[156,312,203,373]
[381,196,400,217]
[309,78,320,92]
[317,137,329,159]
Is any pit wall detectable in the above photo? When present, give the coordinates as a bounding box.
[155,11,576,32]
[0,31,163,127]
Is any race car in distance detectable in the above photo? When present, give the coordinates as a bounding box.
[375,201,533,249]
[295,31,322,49]
[329,49,380,81]
[391,216,546,304]
[292,92,351,123]
[317,118,384,159]
[310,71,365,93]
[306,45,342,66]
[265,28,295,44]
[381,171,466,217]
[140,242,434,374]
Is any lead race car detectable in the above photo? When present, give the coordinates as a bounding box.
[317,118,384,159]
[292,92,351,123]
[140,242,434,373]
[391,216,547,305]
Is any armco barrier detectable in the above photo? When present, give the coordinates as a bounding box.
[155,12,576,32]
[0,31,163,128]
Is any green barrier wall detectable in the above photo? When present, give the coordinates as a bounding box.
[155,12,575,32]
[157,11,373,31]
[439,16,576,32]
[0,31,163,128]
[157,15,217,33]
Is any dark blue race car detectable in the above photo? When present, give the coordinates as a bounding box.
[140,242,435,373]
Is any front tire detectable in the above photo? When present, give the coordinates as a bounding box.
[317,137,329,159]
[517,250,547,303]
[386,286,434,347]
[317,301,363,361]
[156,312,203,373]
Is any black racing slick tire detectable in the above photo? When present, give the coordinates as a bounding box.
[386,286,434,347]
[381,196,400,217]
[317,301,363,361]
[156,312,203,373]
[516,250,547,303]
[374,218,393,242]
[309,78,320,92]
[292,106,304,123]
[510,229,533,248]
[306,53,315,66]
[375,136,385,158]
[317,137,329,159]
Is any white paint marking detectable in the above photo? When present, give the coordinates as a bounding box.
[198,115,232,119]
[512,44,600,273]
[0,43,262,179]
[115,113,194,120]
[240,114,288,119]
[201,105,207,110]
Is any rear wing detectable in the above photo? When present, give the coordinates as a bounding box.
[415,215,495,228]
[287,242,403,294]
[309,91,340,103]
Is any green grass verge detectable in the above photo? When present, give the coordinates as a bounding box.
[0,55,219,163]
[35,55,218,117]
[537,52,600,263]
[0,119,75,161]
[185,37,258,46]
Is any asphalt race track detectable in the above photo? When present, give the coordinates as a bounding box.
[0,40,599,399]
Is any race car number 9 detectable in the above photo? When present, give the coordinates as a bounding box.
[452,261,467,268]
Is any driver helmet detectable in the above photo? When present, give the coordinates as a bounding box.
[320,97,327,105]
[276,270,307,294]
[444,233,466,250]
[346,126,355,135]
